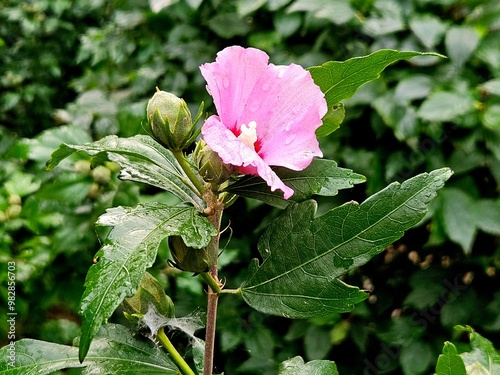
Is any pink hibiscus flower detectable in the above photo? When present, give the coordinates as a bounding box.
[200,46,327,199]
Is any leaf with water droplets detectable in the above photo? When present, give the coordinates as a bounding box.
[240,168,452,318]
[278,356,338,375]
[46,135,205,210]
[78,203,216,362]
[0,324,179,374]
[225,159,366,209]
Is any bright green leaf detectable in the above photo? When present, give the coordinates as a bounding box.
[46,135,205,210]
[0,324,178,374]
[225,159,366,209]
[435,342,467,375]
[308,49,444,107]
[241,168,452,318]
[78,203,216,361]
[278,356,338,375]
[316,102,345,137]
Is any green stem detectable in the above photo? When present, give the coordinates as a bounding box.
[157,327,195,375]
[219,288,241,295]
[172,150,205,196]
[199,272,221,294]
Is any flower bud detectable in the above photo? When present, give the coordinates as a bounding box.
[168,236,210,273]
[147,89,195,151]
[194,140,233,190]
[122,272,175,333]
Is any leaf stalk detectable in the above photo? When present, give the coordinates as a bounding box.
[172,149,205,196]
[157,327,195,375]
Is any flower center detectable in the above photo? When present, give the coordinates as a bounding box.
[237,121,258,149]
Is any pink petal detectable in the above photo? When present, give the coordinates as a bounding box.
[240,63,327,170]
[202,116,295,199]
[200,46,270,134]
[201,46,327,171]
[200,46,328,199]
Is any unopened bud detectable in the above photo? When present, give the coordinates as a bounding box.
[195,140,232,190]
[168,236,210,273]
[147,89,196,151]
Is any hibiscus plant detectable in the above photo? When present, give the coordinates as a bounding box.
[6,46,452,374]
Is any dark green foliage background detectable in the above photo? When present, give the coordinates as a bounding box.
[1,0,499,374]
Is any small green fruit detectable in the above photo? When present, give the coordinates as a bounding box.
[91,165,111,185]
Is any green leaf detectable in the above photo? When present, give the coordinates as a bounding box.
[445,26,481,68]
[240,168,452,318]
[24,124,93,165]
[361,0,405,36]
[207,13,250,38]
[394,75,434,103]
[308,49,444,107]
[474,199,500,236]
[3,171,41,197]
[482,104,500,130]
[435,342,467,375]
[400,341,434,375]
[287,0,354,25]
[480,79,500,96]
[418,92,475,122]
[237,0,267,16]
[225,159,366,209]
[0,324,178,374]
[454,325,500,374]
[439,188,477,253]
[78,203,216,361]
[316,102,346,137]
[278,356,338,375]
[46,135,205,210]
[409,14,448,49]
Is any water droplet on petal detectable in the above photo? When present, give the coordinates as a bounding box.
[248,100,260,113]
[277,69,286,79]
[285,121,293,131]
[285,134,296,145]
[262,82,270,91]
